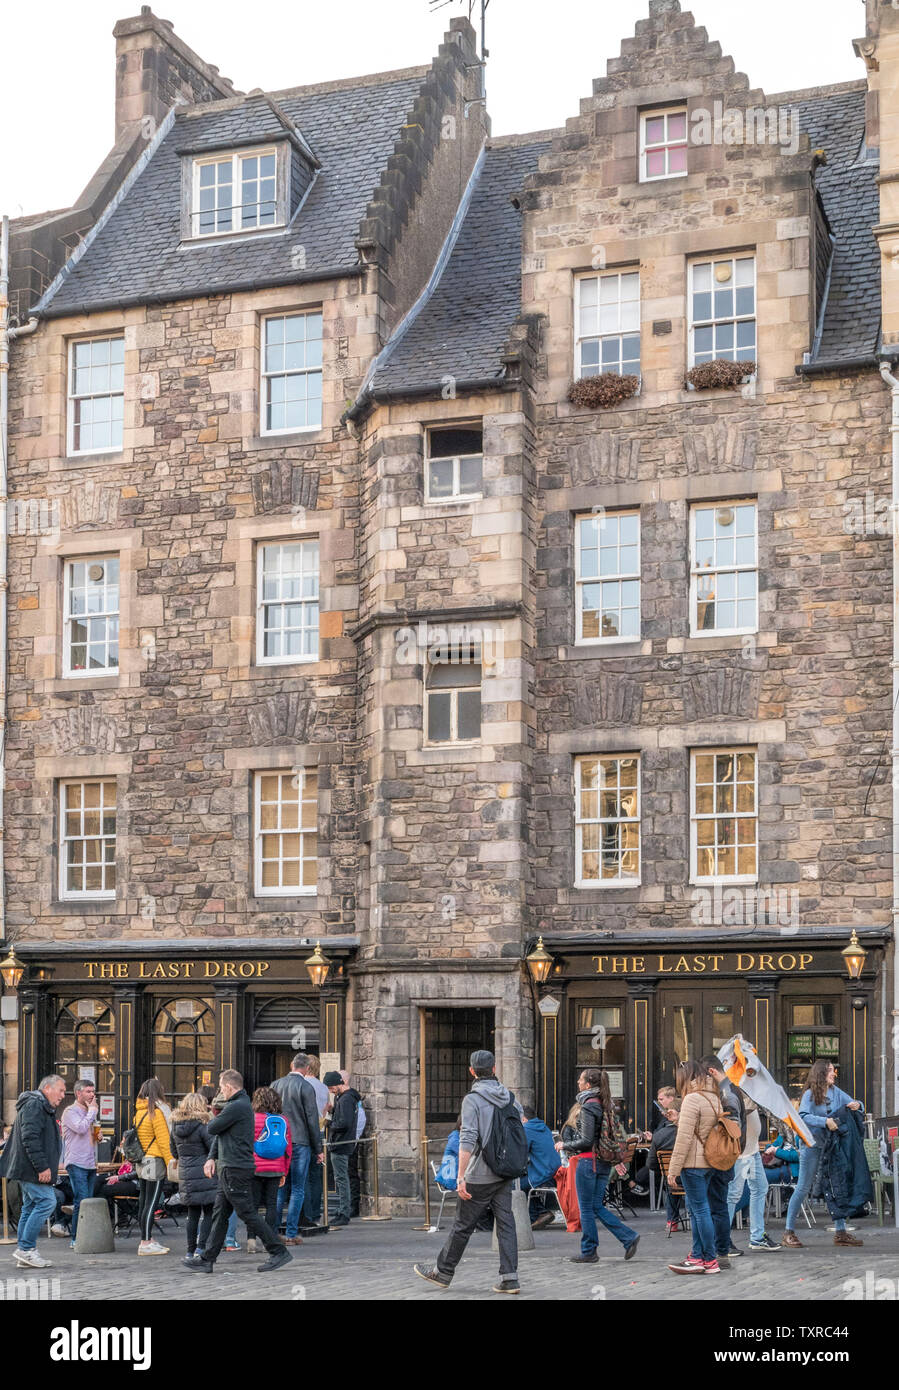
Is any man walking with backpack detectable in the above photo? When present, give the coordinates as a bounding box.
[414,1050,525,1295]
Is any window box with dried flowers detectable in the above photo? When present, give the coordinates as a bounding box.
[567,373,641,410]
[686,358,756,391]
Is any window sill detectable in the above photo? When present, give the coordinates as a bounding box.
[574,880,642,891]
[50,674,121,693]
[247,896,319,911]
[245,430,328,451]
[52,899,119,915]
[668,632,772,654]
[63,451,126,468]
[247,660,320,678]
[565,640,651,659]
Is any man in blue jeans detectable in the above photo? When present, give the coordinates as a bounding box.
[0,1074,66,1269]
[61,1078,100,1249]
[272,1053,324,1242]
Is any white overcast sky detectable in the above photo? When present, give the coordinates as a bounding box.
[0,0,866,217]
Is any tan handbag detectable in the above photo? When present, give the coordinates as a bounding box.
[167,1158,180,1182]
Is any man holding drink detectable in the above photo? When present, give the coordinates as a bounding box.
[61,1079,101,1249]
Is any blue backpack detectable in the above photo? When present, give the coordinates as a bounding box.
[254,1114,288,1160]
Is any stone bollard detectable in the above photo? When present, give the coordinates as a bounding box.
[491,1182,536,1255]
[73,1198,115,1255]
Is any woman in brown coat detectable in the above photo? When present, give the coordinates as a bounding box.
[666,1060,722,1276]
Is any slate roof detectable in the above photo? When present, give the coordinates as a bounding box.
[361,137,552,401]
[37,71,427,317]
[794,83,881,366]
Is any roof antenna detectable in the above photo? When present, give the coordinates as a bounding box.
[429,0,490,99]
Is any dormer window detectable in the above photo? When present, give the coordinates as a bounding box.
[640,107,688,182]
[190,147,281,238]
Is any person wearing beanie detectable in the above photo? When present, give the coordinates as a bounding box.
[323,1072,361,1227]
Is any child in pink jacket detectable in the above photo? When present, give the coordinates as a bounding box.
[251,1087,292,1239]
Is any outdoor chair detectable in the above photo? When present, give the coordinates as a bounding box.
[655,1149,690,1237]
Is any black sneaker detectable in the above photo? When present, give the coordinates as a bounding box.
[749,1234,781,1252]
[257,1248,293,1273]
[330,1214,350,1227]
[493,1278,520,1294]
[629,1185,649,1196]
[727,1243,744,1257]
[718,1255,732,1269]
[569,1252,598,1264]
[413,1263,452,1288]
[624,1235,640,1261]
[183,1257,214,1273]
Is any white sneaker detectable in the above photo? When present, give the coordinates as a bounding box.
[247,1238,257,1254]
[137,1240,169,1256]
[14,1248,52,1268]
[50,1223,69,1237]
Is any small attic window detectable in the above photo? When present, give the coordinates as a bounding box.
[640,107,688,182]
[189,147,282,238]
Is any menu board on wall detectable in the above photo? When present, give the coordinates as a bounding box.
[98,1095,115,1124]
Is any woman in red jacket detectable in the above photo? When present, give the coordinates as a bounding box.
[250,1087,292,1251]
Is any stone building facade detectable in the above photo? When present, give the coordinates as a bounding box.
[2,1,897,1206]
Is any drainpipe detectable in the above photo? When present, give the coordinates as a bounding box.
[0,214,38,959]
[880,358,899,1111]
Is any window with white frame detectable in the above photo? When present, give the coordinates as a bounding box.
[68,336,124,455]
[254,769,317,896]
[689,255,756,366]
[640,107,689,181]
[576,510,640,643]
[575,271,640,379]
[63,556,120,677]
[575,755,640,886]
[262,312,323,433]
[191,148,279,237]
[426,426,483,501]
[426,648,481,743]
[691,749,757,883]
[256,540,319,664]
[60,779,117,900]
[690,501,757,635]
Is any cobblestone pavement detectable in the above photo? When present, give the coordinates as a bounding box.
[10,1208,899,1302]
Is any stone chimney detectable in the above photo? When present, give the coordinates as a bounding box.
[854,0,899,347]
[113,7,240,139]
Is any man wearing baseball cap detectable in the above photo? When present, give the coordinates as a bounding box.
[414,1050,524,1295]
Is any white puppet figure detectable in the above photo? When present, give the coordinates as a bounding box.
[717,1033,815,1147]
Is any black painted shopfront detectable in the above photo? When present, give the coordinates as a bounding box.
[533,931,888,1133]
[13,941,356,1135]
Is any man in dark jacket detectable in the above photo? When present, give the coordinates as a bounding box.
[184,1069,291,1276]
[0,1075,66,1269]
[700,1054,747,1264]
[323,1070,361,1227]
[272,1053,324,1243]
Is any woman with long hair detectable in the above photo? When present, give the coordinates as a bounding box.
[782,1060,863,1248]
[133,1077,173,1256]
[666,1060,723,1276]
[561,1067,639,1264]
[171,1091,218,1261]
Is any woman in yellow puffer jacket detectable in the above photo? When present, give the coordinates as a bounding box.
[133,1078,173,1256]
